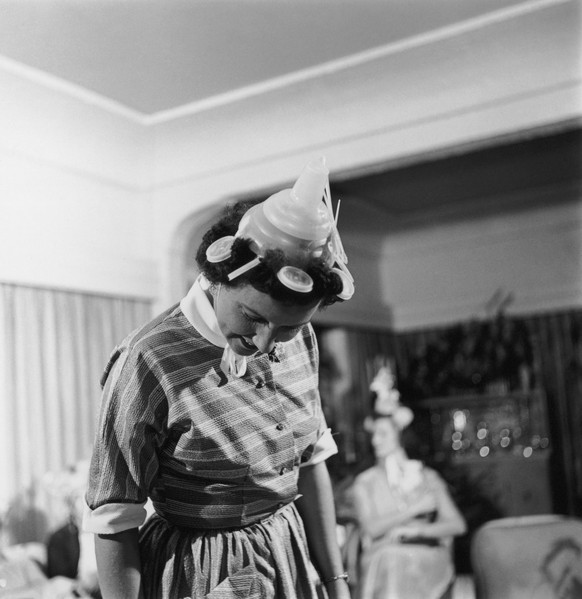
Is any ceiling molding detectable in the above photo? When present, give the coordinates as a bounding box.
[145,0,569,125]
[0,54,145,123]
[329,118,582,184]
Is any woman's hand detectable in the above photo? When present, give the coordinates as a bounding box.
[324,577,352,599]
[387,523,424,543]
[405,493,435,518]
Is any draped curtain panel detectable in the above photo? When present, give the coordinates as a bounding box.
[523,310,582,516]
[0,283,151,540]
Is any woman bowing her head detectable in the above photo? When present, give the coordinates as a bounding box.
[84,157,354,599]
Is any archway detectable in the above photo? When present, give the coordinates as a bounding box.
[168,202,225,302]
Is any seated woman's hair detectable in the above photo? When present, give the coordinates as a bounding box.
[196,199,344,307]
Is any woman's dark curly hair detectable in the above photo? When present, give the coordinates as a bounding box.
[195,199,344,307]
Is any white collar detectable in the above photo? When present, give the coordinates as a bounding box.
[383,450,423,493]
[179,275,248,377]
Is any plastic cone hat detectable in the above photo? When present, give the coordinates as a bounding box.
[206,157,354,300]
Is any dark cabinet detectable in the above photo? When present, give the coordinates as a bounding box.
[413,390,553,516]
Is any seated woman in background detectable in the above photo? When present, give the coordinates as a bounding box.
[351,364,467,599]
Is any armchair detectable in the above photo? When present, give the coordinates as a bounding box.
[471,515,582,599]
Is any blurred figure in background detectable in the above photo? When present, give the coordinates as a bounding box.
[352,363,466,599]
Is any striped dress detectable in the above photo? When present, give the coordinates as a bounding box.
[85,302,335,598]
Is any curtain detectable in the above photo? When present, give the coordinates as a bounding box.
[0,283,151,542]
[522,310,582,516]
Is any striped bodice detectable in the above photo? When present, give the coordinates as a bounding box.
[86,304,327,529]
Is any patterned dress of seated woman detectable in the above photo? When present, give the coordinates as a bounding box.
[352,365,467,599]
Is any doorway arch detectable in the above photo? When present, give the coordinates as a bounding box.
[167,202,225,302]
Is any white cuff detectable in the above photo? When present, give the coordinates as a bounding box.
[301,428,338,467]
[82,501,148,534]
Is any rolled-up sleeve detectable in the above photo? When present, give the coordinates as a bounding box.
[84,346,166,534]
[83,501,148,534]
[300,427,338,467]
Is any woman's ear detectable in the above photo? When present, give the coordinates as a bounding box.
[208,282,222,308]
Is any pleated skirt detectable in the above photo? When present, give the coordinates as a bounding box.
[139,503,326,599]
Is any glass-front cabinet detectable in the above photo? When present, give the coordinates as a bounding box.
[413,390,552,517]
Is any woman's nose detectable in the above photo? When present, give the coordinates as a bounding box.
[252,327,278,355]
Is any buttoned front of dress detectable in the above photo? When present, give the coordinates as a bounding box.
[86,304,330,532]
[158,350,307,528]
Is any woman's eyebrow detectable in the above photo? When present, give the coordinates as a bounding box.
[240,305,265,319]
[241,304,310,327]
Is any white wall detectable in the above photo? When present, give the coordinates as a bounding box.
[380,198,582,329]
[0,66,156,299]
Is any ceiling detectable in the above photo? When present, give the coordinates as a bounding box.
[0,0,545,117]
